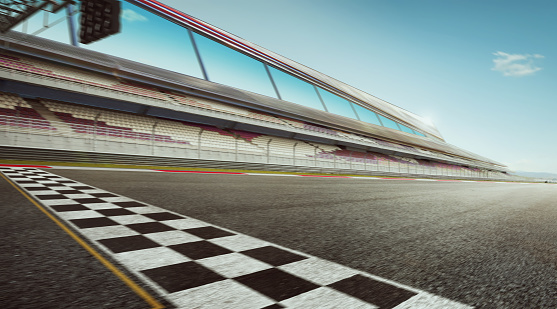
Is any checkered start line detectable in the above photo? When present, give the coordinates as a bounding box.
[1,166,473,309]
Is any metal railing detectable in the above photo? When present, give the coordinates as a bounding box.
[0,115,513,180]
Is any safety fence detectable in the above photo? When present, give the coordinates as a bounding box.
[0,115,514,180]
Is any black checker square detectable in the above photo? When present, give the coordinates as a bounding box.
[35,194,68,200]
[328,274,417,309]
[236,268,319,301]
[261,304,285,309]
[113,201,147,208]
[16,180,37,184]
[126,222,175,234]
[8,175,27,178]
[98,235,161,253]
[141,261,225,293]
[91,192,118,198]
[70,217,119,229]
[57,180,76,184]
[169,241,232,260]
[96,208,135,216]
[51,204,90,212]
[184,226,235,239]
[42,183,67,187]
[73,198,106,204]
[143,212,183,221]
[24,186,49,191]
[71,185,94,190]
[241,246,307,266]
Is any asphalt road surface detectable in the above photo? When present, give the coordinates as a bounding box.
[3,168,557,308]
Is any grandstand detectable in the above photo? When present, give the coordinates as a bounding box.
[0,0,511,180]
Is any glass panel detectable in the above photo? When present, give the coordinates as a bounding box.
[352,104,382,126]
[398,123,414,134]
[414,131,426,137]
[378,114,400,130]
[17,8,71,43]
[83,2,203,78]
[317,88,358,119]
[268,67,325,111]
[193,33,277,97]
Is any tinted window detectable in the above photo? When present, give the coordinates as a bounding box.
[193,33,277,97]
[398,123,415,134]
[352,104,382,126]
[317,88,358,119]
[378,114,400,130]
[269,67,325,111]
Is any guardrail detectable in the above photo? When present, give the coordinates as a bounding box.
[0,115,515,180]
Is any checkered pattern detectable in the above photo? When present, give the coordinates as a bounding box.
[1,166,473,309]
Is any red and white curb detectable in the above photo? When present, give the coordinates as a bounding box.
[0,164,546,185]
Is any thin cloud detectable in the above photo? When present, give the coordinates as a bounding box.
[122,9,148,22]
[491,51,544,77]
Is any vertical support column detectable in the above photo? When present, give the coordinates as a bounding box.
[197,129,203,159]
[267,138,271,164]
[235,136,238,162]
[188,29,209,81]
[93,112,101,152]
[314,86,328,112]
[265,64,282,100]
[66,4,79,47]
[293,142,298,166]
[314,146,317,167]
[151,121,158,156]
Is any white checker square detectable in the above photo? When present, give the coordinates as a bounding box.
[63,194,97,199]
[162,218,211,229]
[19,184,45,188]
[99,196,136,203]
[80,225,140,240]
[114,247,190,271]
[280,286,378,309]
[196,253,272,278]
[278,257,359,286]
[76,189,105,194]
[143,230,203,246]
[80,203,122,210]
[37,186,68,191]
[57,210,104,220]
[392,292,473,309]
[208,234,270,252]
[34,181,60,185]
[168,279,274,309]
[42,199,80,206]
[109,214,155,225]
[25,190,54,195]
[127,206,165,214]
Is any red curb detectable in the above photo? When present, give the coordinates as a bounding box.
[299,175,351,178]
[156,170,246,175]
[0,164,52,168]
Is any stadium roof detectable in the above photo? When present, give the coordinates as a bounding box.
[128,0,443,140]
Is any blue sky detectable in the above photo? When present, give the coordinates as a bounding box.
[19,0,557,173]
[160,0,556,174]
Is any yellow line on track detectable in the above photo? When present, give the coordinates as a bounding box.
[0,172,165,309]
